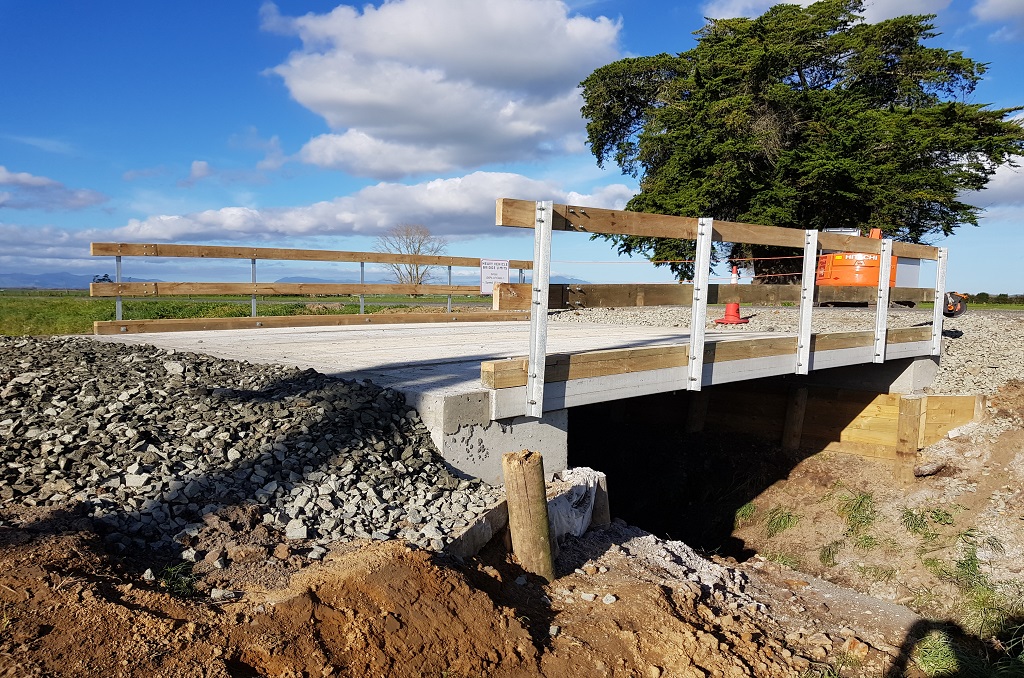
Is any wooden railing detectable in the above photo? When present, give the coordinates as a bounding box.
[90,242,533,334]
[492,199,938,311]
[487,198,947,419]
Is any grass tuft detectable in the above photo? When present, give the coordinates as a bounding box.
[763,507,801,539]
[853,533,879,551]
[836,490,877,536]
[158,562,196,598]
[765,551,800,569]
[819,539,844,568]
[734,502,757,528]
[856,564,896,583]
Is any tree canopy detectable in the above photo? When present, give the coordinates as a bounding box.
[580,0,1024,280]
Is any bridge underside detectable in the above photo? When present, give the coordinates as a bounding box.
[92,319,939,484]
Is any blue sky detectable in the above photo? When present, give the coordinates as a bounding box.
[1,0,1022,291]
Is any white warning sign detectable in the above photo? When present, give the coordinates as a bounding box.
[480,259,510,295]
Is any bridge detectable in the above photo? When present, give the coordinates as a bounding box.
[91,199,973,486]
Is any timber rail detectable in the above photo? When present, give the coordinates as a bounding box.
[89,243,533,334]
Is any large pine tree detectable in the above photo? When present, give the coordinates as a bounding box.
[580,0,1024,281]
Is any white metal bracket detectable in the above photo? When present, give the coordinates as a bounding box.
[872,238,893,363]
[796,230,818,375]
[525,200,553,418]
[687,218,713,390]
[931,247,948,356]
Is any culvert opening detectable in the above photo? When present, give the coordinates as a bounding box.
[567,389,813,560]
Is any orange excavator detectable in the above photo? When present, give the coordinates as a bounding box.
[815,228,896,289]
[816,228,967,317]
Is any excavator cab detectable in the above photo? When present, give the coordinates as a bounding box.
[943,292,968,318]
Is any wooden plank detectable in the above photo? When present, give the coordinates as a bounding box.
[497,198,699,239]
[811,331,874,352]
[492,283,565,311]
[91,282,480,297]
[520,283,934,309]
[497,198,938,258]
[703,336,798,362]
[782,387,808,451]
[892,242,940,260]
[93,311,529,335]
[807,439,900,461]
[481,344,690,389]
[887,326,933,344]
[922,395,983,446]
[91,242,533,269]
[817,286,934,304]
[567,284,690,308]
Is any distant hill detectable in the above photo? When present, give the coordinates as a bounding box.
[273,275,592,286]
[0,272,161,289]
[0,272,590,290]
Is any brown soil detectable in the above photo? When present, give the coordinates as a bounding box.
[0,498,920,678]
[1,390,1020,676]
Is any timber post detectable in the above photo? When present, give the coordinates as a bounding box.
[896,394,927,483]
[782,387,808,451]
[502,450,556,582]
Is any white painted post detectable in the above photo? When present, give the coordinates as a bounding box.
[796,230,818,375]
[251,258,257,317]
[873,239,893,363]
[931,248,948,356]
[687,218,713,390]
[115,255,123,322]
[359,261,365,314]
[526,201,553,418]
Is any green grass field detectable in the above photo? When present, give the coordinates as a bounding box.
[0,295,405,335]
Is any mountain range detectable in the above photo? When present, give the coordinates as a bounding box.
[0,272,590,289]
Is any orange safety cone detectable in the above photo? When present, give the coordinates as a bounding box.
[715,266,749,325]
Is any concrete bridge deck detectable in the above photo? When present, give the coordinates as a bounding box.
[93,318,937,484]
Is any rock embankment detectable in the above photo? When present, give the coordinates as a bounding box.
[0,336,501,559]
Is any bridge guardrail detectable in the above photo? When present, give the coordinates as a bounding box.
[90,242,533,334]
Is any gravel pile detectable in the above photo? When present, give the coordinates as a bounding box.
[0,336,502,558]
[551,306,1024,395]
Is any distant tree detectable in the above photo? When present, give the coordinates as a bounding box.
[373,224,448,286]
[92,274,113,283]
[580,0,1024,282]
[996,293,1009,304]
[973,292,990,303]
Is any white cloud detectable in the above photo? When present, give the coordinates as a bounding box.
[110,171,635,242]
[179,160,213,187]
[0,165,107,211]
[229,127,288,171]
[700,0,949,22]
[972,0,1024,40]
[263,0,621,178]
[972,0,1024,22]
[962,163,1024,210]
[122,166,168,182]
[0,222,94,261]
[2,135,76,155]
[859,0,951,23]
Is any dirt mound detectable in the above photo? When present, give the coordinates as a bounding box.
[2,502,847,678]
[0,512,534,678]
[231,543,537,677]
